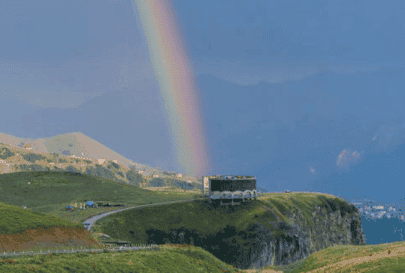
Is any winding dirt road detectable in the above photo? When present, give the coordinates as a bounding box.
[82,198,205,231]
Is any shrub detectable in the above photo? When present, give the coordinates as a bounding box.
[126,169,144,186]
[74,159,81,163]
[66,165,81,174]
[22,153,46,163]
[0,147,15,159]
[86,165,116,181]
[17,164,47,171]
[59,158,68,163]
[148,178,166,187]
[16,164,30,171]
[107,161,120,169]
[117,171,124,177]
[164,178,193,190]
[31,164,46,171]
[84,160,92,164]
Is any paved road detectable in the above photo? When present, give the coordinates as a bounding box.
[82,198,206,231]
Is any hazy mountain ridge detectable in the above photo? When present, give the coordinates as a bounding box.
[0,132,199,188]
[0,131,144,168]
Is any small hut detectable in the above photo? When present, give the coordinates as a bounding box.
[85,201,96,208]
[65,205,75,211]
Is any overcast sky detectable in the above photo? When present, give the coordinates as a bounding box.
[1,0,405,204]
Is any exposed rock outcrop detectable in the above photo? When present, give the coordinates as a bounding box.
[245,205,366,269]
[146,200,366,270]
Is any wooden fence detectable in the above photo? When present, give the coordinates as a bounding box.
[0,244,160,258]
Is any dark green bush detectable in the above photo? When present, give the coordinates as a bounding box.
[107,161,120,169]
[148,178,166,187]
[22,153,46,163]
[31,164,46,171]
[84,160,92,164]
[85,165,116,181]
[126,169,144,186]
[59,158,68,163]
[0,147,15,159]
[164,178,193,190]
[17,164,47,172]
[66,165,81,174]
[16,164,30,171]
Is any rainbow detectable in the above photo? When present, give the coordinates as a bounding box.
[131,0,210,176]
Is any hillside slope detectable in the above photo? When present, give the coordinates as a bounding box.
[0,202,101,253]
[0,171,200,225]
[0,141,200,191]
[93,192,366,270]
[0,132,138,168]
[0,132,198,183]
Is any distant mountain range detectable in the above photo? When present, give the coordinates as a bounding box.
[0,132,199,186]
[0,132,142,167]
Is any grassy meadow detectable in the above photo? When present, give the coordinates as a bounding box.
[1,170,404,272]
[0,171,201,224]
[254,240,405,273]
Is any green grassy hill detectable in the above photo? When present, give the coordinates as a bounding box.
[0,171,248,272]
[1,170,404,272]
[92,192,357,267]
[0,171,200,224]
[93,192,405,272]
[0,201,103,254]
[94,192,355,246]
[0,202,82,236]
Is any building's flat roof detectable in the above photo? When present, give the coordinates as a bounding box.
[208,175,256,180]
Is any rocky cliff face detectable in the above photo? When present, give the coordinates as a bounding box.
[145,199,367,270]
[244,205,366,269]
